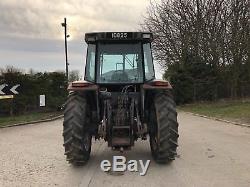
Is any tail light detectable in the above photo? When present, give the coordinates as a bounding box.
[71,81,92,87]
[151,80,169,87]
[143,80,172,89]
[68,81,98,91]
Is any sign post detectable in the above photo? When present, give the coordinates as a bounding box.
[0,83,20,102]
[0,95,14,100]
[0,84,20,96]
[39,95,46,107]
[0,83,20,116]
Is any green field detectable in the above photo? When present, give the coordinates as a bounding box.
[180,99,250,124]
[0,112,62,127]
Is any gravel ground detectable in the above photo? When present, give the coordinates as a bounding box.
[0,112,250,187]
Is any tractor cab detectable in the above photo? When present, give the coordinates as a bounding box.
[84,32,155,85]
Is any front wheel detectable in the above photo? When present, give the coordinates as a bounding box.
[149,91,179,163]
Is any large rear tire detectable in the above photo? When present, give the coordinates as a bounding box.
[63,92,92,166]
[149,91,179,163]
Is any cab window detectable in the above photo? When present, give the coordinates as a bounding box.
[85,44,96,82]
[143,43,155,81]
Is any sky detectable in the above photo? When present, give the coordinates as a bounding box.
[0,0,163,78]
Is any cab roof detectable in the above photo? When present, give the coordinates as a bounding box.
[85,32,153,43]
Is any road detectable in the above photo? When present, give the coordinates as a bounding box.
[0,112,250,187]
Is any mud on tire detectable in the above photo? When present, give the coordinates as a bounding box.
[63,92,92,166]
[149,91,179,163]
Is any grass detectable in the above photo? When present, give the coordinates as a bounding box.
[179,99,250,124]
[0,112,62,127]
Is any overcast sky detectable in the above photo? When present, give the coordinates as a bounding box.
[0,0,163,78]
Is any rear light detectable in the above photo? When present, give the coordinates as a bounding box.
[68,80,98,91]
[71,81,92,87]
[151,80,169,86]
[143,80,171,89]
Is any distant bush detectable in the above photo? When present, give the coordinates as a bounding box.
[0,67,68,116]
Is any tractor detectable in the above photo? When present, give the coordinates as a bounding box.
[63,32,179,165]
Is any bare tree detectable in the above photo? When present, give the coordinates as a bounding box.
[143,0,250,99]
